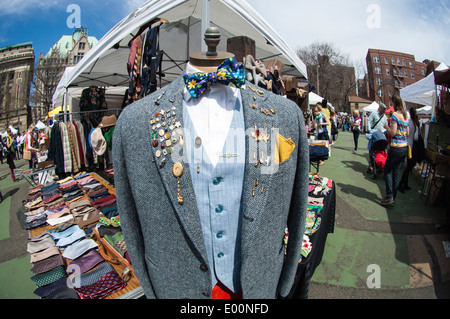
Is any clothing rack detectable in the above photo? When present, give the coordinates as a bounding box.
[53,109,122,123]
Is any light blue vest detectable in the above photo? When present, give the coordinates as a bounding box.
[183,96,245,293]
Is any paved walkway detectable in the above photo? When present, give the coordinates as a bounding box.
[0,132,449,299]
[308,131,450,299]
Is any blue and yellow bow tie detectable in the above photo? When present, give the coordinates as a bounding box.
[183,57,245,98]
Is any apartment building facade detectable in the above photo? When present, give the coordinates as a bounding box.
[366,48,427,107]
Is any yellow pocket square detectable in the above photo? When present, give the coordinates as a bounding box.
[275,133,296,164]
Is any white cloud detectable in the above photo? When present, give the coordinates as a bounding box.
[246,0,450,67]
[0,0,60,16]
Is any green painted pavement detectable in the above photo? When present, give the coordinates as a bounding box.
[310,131,445,290]
[312,228,410,289]
[0,196,11,241]
[0,255,39,299]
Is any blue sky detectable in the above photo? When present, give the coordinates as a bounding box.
[0,0,449,72]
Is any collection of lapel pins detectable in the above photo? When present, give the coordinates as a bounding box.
[150,91,187,205]
[150,84,279,202]
[247,85,277,197]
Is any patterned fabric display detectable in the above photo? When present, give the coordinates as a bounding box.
[183,57,245,98]
[31,254,65,275]
[31,265,67,287]
[74,268,126,299]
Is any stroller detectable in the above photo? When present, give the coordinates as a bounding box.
[367,130,388,179]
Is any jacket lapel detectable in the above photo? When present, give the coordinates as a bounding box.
[146,76,207,261]
[240,83,279,255]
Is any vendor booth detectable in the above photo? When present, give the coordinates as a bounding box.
[400,63,450,210]
[25,0,335,300]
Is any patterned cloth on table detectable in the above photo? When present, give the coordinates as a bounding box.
[72,262,126,299]
[31,265,67,287]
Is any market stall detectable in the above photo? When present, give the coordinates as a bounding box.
[29,0,337,299]
[25,172,143,299]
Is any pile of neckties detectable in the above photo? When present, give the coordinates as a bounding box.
[28,232,74,298]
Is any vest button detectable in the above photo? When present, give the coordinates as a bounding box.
[200,264,208,271]
[217,252,224,258]
[215,205,224,213]
[212,177,223,185]
[216,232,224,239]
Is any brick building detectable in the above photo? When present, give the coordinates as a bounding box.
[365,48,427,107]
[0,42,35,133]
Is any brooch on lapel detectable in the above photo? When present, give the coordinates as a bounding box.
[150,91,186,205]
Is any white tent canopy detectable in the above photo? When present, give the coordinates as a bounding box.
[308,92,334,110]
[400,63,449,106]
[362,101,379,113]
[53,0,308,108]
[35,121,47,130]
[416,105,432,115]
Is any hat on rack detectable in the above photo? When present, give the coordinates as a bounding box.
[98,115,117,128]
[90,128,107,156]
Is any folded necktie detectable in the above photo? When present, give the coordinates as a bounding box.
[56,228,86,248]
[49,225,81,241]
[67,249,105,275]
[71,263,126,299]
[183,57,245,98]
[30,246,61,263]
[27,235,56,254]
[34,277,68,298]
[31,265,67,287]
[62,239,98,260]
[31,254,65,275]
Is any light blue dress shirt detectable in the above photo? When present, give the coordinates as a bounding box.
[183,83,245,293]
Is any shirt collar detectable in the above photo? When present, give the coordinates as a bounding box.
[183,62,240,104]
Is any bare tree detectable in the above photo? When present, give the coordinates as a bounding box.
[32,52,66,121]
[297,42,356,110]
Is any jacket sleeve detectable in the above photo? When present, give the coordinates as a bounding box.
[277,107,309,297]
[112,115,157,298]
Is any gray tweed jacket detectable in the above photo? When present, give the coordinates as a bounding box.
[112,76,309,299]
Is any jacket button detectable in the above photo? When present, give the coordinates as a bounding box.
[200,264,208,271]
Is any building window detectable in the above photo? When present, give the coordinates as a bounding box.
[79,42,85,50]
[409,62,413,68]
[373,56,380,63]
[375,67,381,74]
[386,68,390,75]
[404,71,408,78]
[392,57,396,64]
[402,59,406,66]
[421,69,425,76]
[377,89,383,97]
[397,58,401,65]
[384,57,389,64]
[411,72,415,79]
[393,69,397,76]
[376,78,383,86]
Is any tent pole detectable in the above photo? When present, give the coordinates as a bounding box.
[201,0,210,52]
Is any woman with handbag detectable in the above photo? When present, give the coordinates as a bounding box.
[381,95,409,206]
[398,108,423,193]
[351,110,362,153]
[24,124,39,169]
[5,128,16,182]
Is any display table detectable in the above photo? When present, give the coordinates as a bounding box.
[285,180,336,299]
[26,172,144,299]
[18,166,56,187]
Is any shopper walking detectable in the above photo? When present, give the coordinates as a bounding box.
[24,124,39,169]
[313,103,330,141]
[351,110,362,153]
[398,107,421,192]
[381,95,409,206]
[5,128,16,182]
